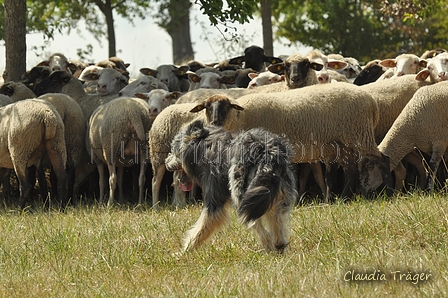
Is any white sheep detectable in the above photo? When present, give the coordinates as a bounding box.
[377,53,426,80]
[0,98,67,208]
[328,54,362,82]
[189,83,393,201]
[140,64,190,92]
[0,81,36,101]
[135,89,181,121]
[118,75,169,97]
[88,96,152,206]
[37,52,73,73]
[82,67,128,96]
[358,82,448,194]
[247,71,284,88]
[415,52,448,83]
[306,49,348,84]
[187,68,235,91]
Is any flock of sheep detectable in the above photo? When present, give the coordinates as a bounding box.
[0,45,447,211]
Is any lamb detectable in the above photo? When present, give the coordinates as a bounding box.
[135,89,181,121]
[358,82,448,195]
[82,67,128,96]
[415,52,448,83]
[227,45,283,72]
[233,68,258,88]
[88,96,152,206]
[187,68,235,91]
[118,75,169,97]
[247,71,284,88]
[0,98,67,208]
[189,83,393,201]
[140,64,190,92]
[377,53,426,80]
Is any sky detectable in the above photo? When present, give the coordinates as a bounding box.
[0,5,311,79]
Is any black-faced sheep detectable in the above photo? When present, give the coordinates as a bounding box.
[227,45,283,72]
[353,60,386,86]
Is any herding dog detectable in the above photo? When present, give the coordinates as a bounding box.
[165,120,298,253]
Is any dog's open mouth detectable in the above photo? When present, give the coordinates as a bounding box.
[179,169,194,192]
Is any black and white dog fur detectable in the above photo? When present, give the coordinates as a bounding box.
[165,120,297,253]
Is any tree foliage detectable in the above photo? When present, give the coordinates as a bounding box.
[272,0,448,62]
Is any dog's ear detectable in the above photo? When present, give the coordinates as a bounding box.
[190,103,206,113]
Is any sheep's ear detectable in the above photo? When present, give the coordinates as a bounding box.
[379,59,396,68]
[188,73,201,83]
[134,93,148,100]
[231,103,244,111]
[175,66,190,76]
[267,63,285,74]
[248,72,259,79]
[229,56,245,65]
[415,69,430,81]
[190,104,206,113]
[419,59,428,68]
[140,68,157,77]
[83,73,99,81]
[310,62,323,71]
[328,60,347,70]
[264,56,283,65]
[125,63,130,68]
[219,76,235,85]
[168,91,182,100]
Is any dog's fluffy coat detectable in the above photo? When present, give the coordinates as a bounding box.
[165,120,297,252]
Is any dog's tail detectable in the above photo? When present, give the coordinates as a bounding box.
[237,164,281,225]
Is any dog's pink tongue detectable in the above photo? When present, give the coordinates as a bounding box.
[180,181,193,192]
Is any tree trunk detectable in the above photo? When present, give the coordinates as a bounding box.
[261,0,273,56]
[4,0,27,82]
[166,0,194,65]
[94,0,116,57]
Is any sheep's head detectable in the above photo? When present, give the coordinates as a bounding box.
[416,52,448,83]
[268,54,323,89]
[190,94,243,126]
[135,89,181,119]
[33,70,73,96]
[20,66,51,92]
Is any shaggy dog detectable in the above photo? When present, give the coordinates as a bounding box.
[165,120,297,253]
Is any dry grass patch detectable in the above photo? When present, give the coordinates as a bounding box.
[0,193,447,297]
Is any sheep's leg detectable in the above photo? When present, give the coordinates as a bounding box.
[324,163,338,203]
[341,155,358,198]
[66,160,76,203]
[117,166,124,203]
[152,163,166,209]
[298,163,311,199]
[0,169,12,197]
[73,161,97,199]
[138,154,147,205]
[96,162,106,205]
[13,163,31,209]
[310,163,326,200]
[107,163,117,207]
[403,151,428,189]
[426,144,445,191]
[393,162,408,191]
[183,200,231,252]
[46,144,68,209]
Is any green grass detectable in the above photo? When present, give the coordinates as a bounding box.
[0,192,447,297]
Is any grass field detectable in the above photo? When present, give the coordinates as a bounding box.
[0,191,447,297]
